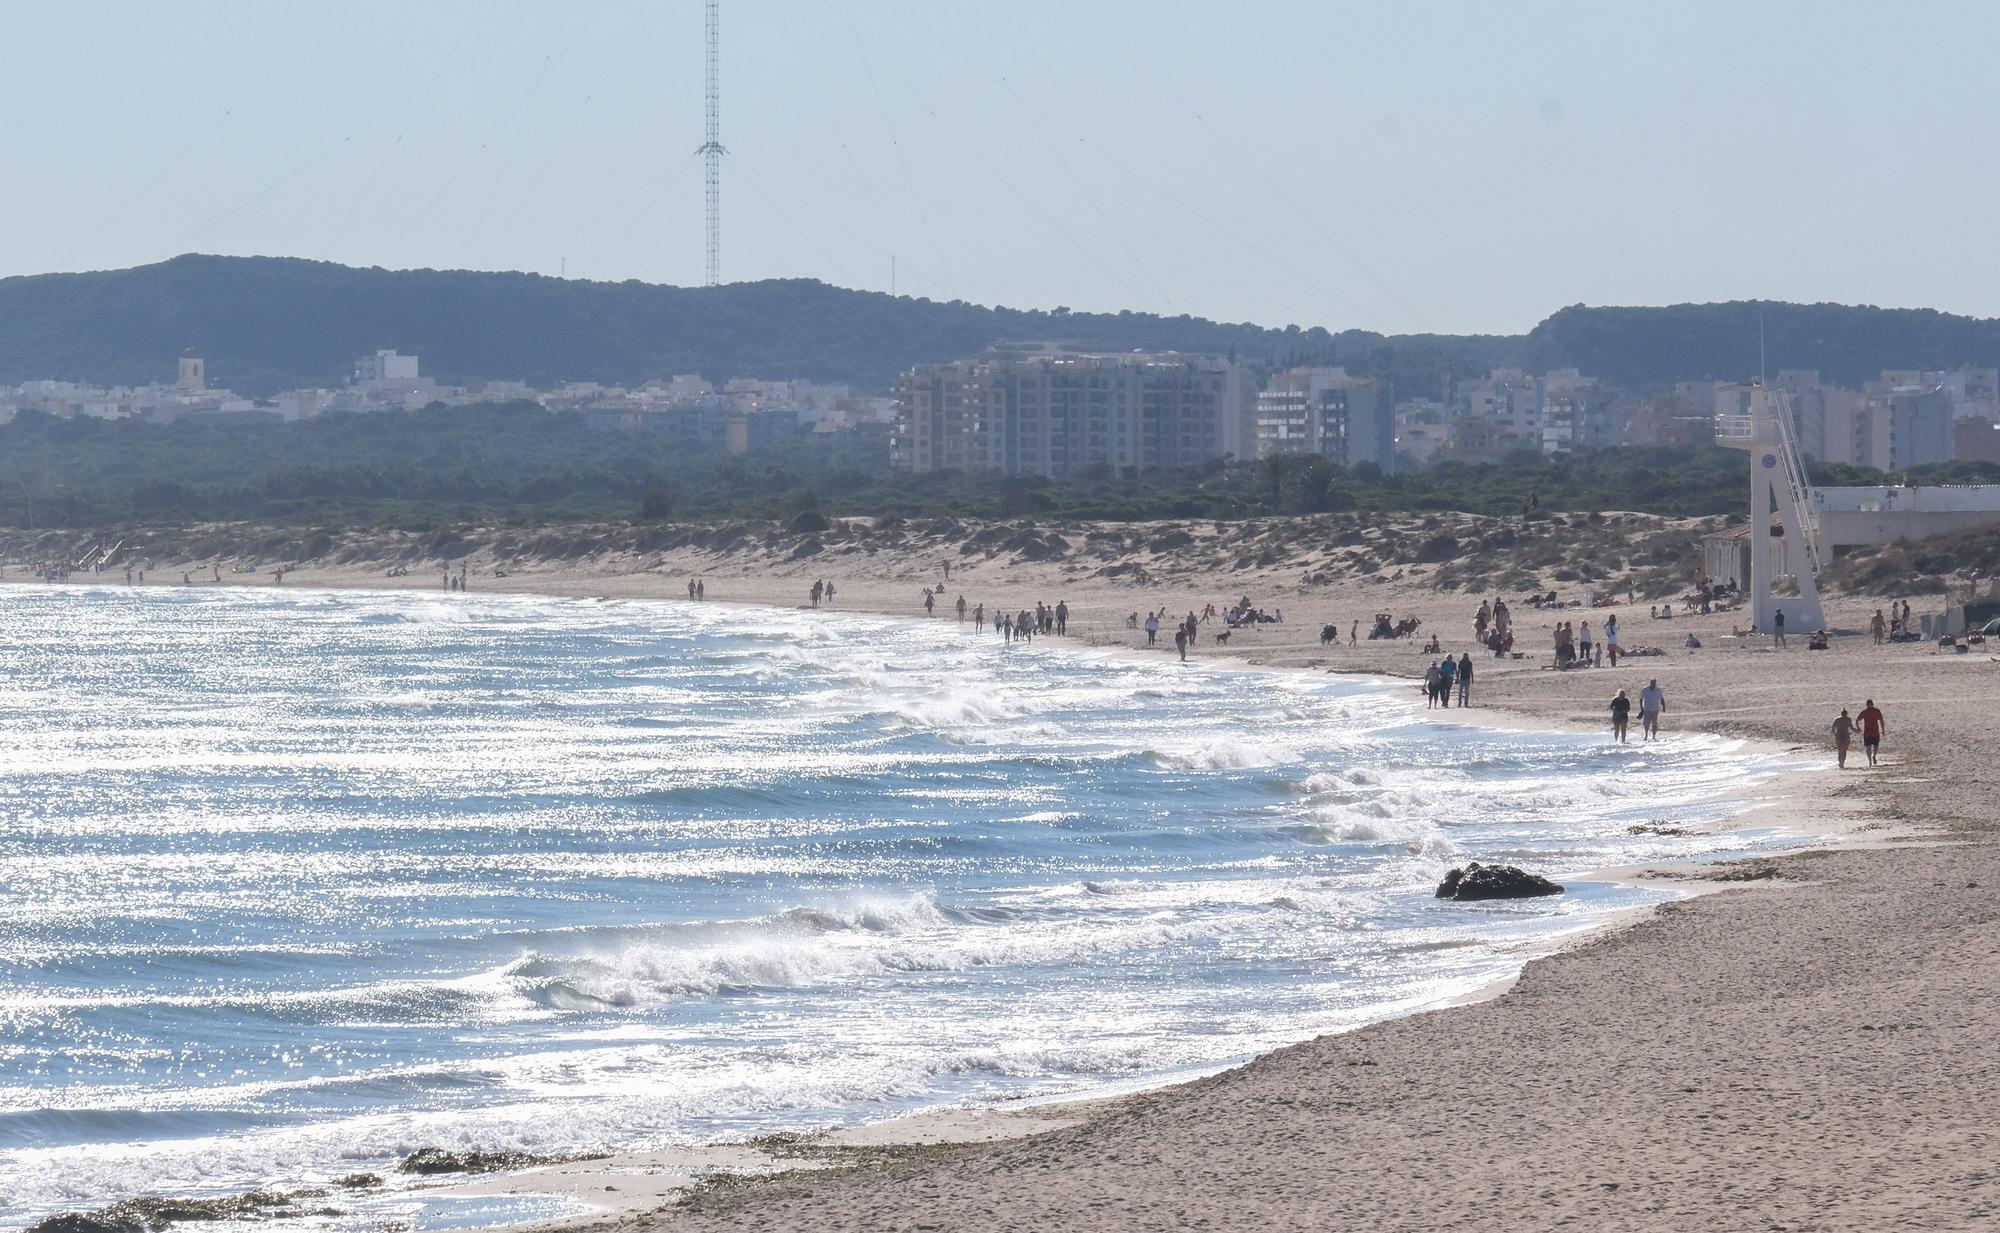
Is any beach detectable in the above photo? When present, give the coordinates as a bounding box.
[4,515,1995,1231]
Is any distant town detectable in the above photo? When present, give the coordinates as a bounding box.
[6,343,1998,475]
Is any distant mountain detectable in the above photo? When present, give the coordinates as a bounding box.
[0,254,1505,396]
[1,254,1997,396]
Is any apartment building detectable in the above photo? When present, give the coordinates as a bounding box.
[1250,367,1395,472]
[893,349,1249,476]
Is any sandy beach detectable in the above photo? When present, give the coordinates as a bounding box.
[6,514,1996,1231]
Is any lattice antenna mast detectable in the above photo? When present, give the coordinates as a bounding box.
[701,0,722,286]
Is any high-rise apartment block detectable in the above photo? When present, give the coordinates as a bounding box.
[893,348,1249,475]
[1252,367,1394,472]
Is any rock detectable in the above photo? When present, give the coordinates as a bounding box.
[397,1147,557,1176]
[786,510,830,534]
[1435,862,1564,901]
[333,1174,383,1189]
[27,1192,300,1233]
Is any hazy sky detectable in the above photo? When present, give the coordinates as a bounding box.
[2,1,1994,334]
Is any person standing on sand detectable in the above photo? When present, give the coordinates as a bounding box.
[973,601,983,628]
[1773,607,1787,648]
[1055,600,1068,635]
[1605,614,1620,666]
[1423,661,1441,709]
[1578,620,1593,666]
[1857,699,1886,766]
[923,590,935,617]
[1145,611,1160,646]
[1174,625,1188,662]
[956,595,967,622]
[697,580,706,601]
[1437,654,1457,708]
[1349,619,1359,646]
[1457,653,1473,706]
[811,580,823,608]
[1638,678,1665,740]
[1610,689,1632,742]
[1871,610,1887,644]
[1831,708,1855,768]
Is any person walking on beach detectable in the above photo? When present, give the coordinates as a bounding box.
[1604,614,1620,666]
[956,595,967,622]
[1174,625,1188,662]
[1638,678,1665,740]
[1055,600,1068,636]
[1773,607,1787,648]
[1437,654,1457,708]
[811,580,823,608]
[1457,652,1473,706]
[1857,699,1886,766]
[1832,708,1855,768]
[923,589,935,617]
[1871,609,1887,644]
[697,580,706,600]
[1145,611,1160,646]
[1610,689,1632,742]
[1424,660,1442,709]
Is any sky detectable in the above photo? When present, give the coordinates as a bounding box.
[2,0,1995,336]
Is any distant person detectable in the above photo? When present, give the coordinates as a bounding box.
[1605,614,1620,665]
[1577,620,1593,665]
[1857,698,1886,766]
[1055,600,1068,635]
[1145,611,1160,646]
[1610,689,1632,743]
[688,579,697,601]
[1456,653,1473,706]
[1831,707,1855,769]
[697,580,706,600]
[1773,607,1787,649]
[1871,609,1886,644]
[1174,626,1188,662]
[923,589,935,617]
[1437,654,1457,708]
[811,580,823,608]
[973,601,983,627]
[956,595,967,622]
[1424,660,1442,709]
[1349,619,1359,646]
[941,560,952,583]
[1638,678,1665,740]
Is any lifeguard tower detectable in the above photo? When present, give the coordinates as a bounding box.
[1715,383,1825,633]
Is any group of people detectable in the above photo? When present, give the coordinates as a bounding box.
[1423,654,1475,707]
[1870,601,1917,643]
[1552,615,1619,668]
[984,598,1068,644]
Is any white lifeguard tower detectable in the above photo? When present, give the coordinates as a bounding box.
[1715,382,1825,633]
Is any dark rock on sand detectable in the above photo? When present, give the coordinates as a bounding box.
[26,1191,311,1233]
[786,510,830,534]
[333,1173,383,1189]
[398,1146,559,1175]
[1435,862,1564,901]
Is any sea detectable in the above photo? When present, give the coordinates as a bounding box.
[0,586,1803,1229]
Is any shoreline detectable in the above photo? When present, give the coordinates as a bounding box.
[7,543,1984,1231]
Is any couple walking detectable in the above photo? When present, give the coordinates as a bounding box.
[1609,678,1666,742]
[1830,701,1887,768]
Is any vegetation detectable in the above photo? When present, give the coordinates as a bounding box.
[7,404,1986,531]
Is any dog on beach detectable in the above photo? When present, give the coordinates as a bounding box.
[1320,623,1337,645]
[1214,630,1232,646]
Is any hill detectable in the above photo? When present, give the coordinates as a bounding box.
[6,255,2000,396]
[0,254,1508,396]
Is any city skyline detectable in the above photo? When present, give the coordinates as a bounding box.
[7,1,2000,334]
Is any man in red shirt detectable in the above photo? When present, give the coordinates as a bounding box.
[1857,699,1887,767]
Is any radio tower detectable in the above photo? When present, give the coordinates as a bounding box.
[700,0,722,286]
